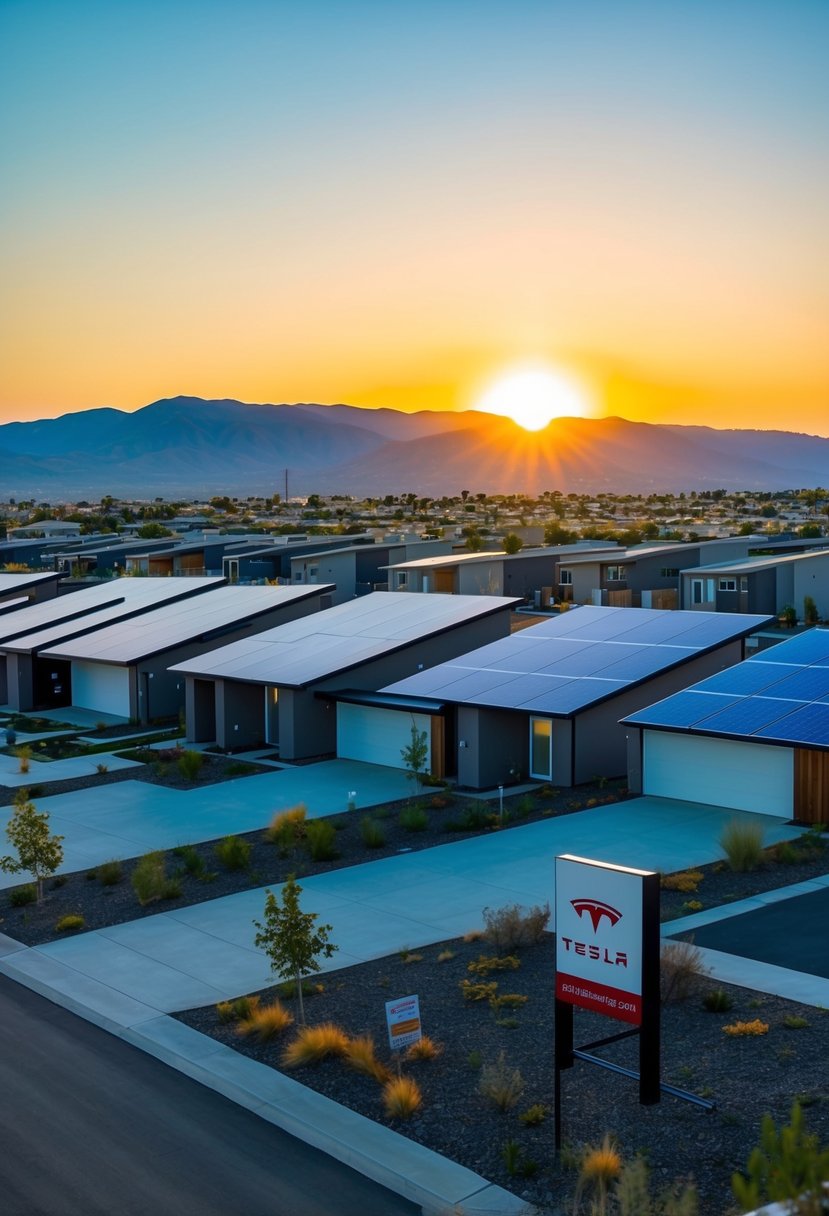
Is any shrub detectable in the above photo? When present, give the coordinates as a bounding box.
[173,844,205,876]
[360,817,386,849]
[305,819,339,861]
[482,902,550,951]
[467,954,520,976]
[661,939,708,1003]
[177,749,204,781]
[278,978,324,1001]
[519,1103,548,1126]
[723,1019,769,1036]
[266,804,307,851]
[489,993,529,1012]
[661,869,704,893]
[96,763,109,774]
[575,1135,623,1212]
[732,1101,829,1214]
[214,835,251,871]
[382,1075,422,1120]
[783,1015,810,1030]
[459,979,499,1002]
[720,819,766,872]
[9,884,36,907]
[702,988,734,1013]
[97,859,123,886]
[16,745,32,774]
[225,761,254,776]
[446,805,496,832]
[281,1023,350,1067]
[437,949,455,963]
[131,851,181,905]
[681,899,704,913]
[344,1034,391,1083]
[399,806,428,832]
[405,1035,442,1062]
[55,914,85,932]
[478,1051,524,1110]
[236,1000,294,1041]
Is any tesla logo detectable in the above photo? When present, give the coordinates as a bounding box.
[571,899,622,934]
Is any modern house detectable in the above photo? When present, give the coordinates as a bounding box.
[622,627,829,823]
[290,538,453,604]
[171,592,519,758]
[678,549,829,620]
[0,577,225,711]
[223,535,374,584]
[369,606,770,788]
[556,537,829,610]
[124,536,272,578]
[37,583,332,723]
[386,544,618,602]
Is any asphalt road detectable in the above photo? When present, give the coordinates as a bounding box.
[679,886,829,979]
[0,975,420,1216]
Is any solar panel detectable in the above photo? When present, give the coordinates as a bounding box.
[625,691,741,728]
[692,662,789,696]
[760,666,829,703]
[596,648,680,682]
[695,697,799,736]
[753,628,829,665]
[518,677,628,714]
[754,702,829,746]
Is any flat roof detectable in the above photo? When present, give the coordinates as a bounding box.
[623,627,829,751]
[41,584,332,664]
[382,605,772,718]
[0,577,224,653]
[319,688,447,715]
[170,591,519,688]
[680,550,829,576]
[385,544,618,573]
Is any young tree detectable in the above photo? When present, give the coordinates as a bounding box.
[253,877,337,1024]
[401,721,429,800]
[502,533,523,555]
[0,789,64,903]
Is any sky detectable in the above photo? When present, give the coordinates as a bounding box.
[1,0,827,433]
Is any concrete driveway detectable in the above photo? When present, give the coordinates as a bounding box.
[0,798,802,1019]
[0,760,410,887]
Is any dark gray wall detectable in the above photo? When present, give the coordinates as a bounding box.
[215,679,264,749]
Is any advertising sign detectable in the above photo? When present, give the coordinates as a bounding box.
[385,994,422,1051]
[555,854,656,1026]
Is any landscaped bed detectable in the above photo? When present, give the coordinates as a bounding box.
[176,927,829,1216]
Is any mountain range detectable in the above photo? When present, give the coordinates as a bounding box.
[2,396,828,499]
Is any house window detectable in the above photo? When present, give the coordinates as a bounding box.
[740,577,748,592]
[559,569,573,585]
[718,578,737,592]
[396,571,408,587]
[606,565,624,581]
[691,578,703,605]
[660,567,680,578]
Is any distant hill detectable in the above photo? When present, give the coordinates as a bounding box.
[1,395,828,498]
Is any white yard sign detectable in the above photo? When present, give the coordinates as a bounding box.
[385,994,422,1051]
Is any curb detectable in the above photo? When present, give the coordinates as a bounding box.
[0,938,535,1216]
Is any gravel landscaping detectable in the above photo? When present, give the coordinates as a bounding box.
[176,930,829,1216]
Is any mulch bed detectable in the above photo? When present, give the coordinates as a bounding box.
[176,933,829,1216]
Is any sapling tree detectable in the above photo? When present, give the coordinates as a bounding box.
[0,788,64,903]
[253,876,337,1024]
[401,721,429,801]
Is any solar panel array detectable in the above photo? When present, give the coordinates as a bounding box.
[0,577,224,651]
[42,584,326,664]
[383,605,770,716]
[169,592,519,687]
[624,627,829,748]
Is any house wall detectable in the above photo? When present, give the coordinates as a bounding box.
[455,706,529,788]
[0,655,7,703]
[457,561,503,596]
[215,679,265,749]
[502,556,557,601]
[5,653,33,711]
[793,559,829,621]
[562,561,602,604]
[186,677,217,742]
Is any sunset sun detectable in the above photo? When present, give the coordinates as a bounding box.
[474,366,589,431]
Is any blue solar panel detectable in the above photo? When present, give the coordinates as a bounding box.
[754,702,829,746]
[693,662,787,696]
[762,667,829,702]
[519,677,627,714]
[626,690,740,728]
[696,697,798,736]
[754,629,829,665]
[536,645,630,677]
[598,649,678,682]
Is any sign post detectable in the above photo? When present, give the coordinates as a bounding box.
[385,994,422,1053]
[554,854,661,1148]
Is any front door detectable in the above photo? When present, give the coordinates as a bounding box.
[529,717,552,780]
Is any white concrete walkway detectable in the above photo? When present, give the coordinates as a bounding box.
[0,799,802,1015]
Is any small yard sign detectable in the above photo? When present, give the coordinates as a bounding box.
[385,994,422,1051]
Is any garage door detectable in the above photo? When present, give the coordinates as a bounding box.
[72,661,131,718]
[643,730,792,817]
[337,704,432,771]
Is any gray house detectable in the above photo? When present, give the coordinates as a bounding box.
[0,577,225,711]
[223,535,374,584]
[38,583,331,723]
[623,627,829,823]
[290,538,453,604]
[0,572,61,609]
[171,592,518,758]
[679,550,829,620]
[375,606,770,788]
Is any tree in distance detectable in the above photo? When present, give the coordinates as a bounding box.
[502,533,523,555]
[254,876,337,1024]
[0,788,65,903]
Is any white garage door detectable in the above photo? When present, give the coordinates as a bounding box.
[643,730,792,817]
[72,661,131,718]
[337,704,432,771]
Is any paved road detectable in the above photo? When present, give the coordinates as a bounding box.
[0,976,419,1216]
[683,886,829,979]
